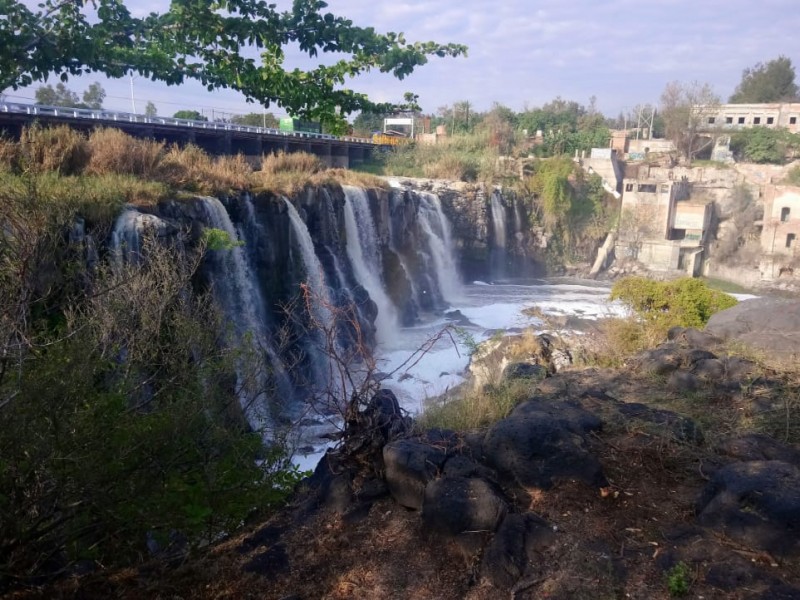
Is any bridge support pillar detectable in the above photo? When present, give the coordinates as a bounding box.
[216,132,233,155]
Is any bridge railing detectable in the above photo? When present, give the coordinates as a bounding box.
[0,102,374,145]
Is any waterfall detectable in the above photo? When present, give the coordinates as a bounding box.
[196,196,290,426]
[343,186,398,342]
[489,192,508,279]
[110,208,168,266]
[417,191,461,304]
[490,193,507,250]
[284,198,334,329]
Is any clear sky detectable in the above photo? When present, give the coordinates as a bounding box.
[7,0,800,120]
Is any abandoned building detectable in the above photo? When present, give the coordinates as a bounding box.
[616,174,713,276]
[698,102,800,133]
[760,184,800,278]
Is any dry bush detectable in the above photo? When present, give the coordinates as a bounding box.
[313,168,388,190]
[0,136,17,171]
[260,150,323,175]
[85,127,165,177]
[18,124,89,174]
[157,144,252,193]
[420,379,531,431]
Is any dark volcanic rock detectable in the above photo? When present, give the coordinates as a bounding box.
[481,512,555,591]
[502,362,548,383]
[716,434,800,465]
[383,440,448,509]
[616,402,704,444]
[697,460,800,555]
[483,414,607,490]
[421,476,507,537]
[510,398,603,434]
[667,370,703,393]
[705,298,800,360]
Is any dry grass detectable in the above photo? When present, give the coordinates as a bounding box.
[314,168,389,190]
[261,150,323,175]
[158,144,252,193]
[18,124,89,174]
[85,128,164,177]
[420,379,532,431]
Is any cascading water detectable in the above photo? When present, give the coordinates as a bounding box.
[110,208,168,266]
[343,185,398,342]
[197,196,291,427]
[490,192,508,279]
[284,198,334,328]
[417,191,462,304]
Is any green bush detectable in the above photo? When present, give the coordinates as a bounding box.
[0,183,299,584]
[730,127,800,164]
[666,561,691,596]
[785,165,800,186]
[610,277,738,344]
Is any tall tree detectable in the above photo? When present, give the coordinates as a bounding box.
[35,83,80,107]
[231,112,279,128]
[730,56,799,103]
[144,101,158,117]
[81,81,105,109]
[173,109,207,121]
[660,81,720,163]
[1,0,466,130]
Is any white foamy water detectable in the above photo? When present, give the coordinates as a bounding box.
[376,278,625,413]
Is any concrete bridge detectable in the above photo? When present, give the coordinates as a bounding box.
[0,103,375,168]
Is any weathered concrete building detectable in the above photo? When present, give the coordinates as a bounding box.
[698,103,800,133]
[616,174,713,275]
[760,185,800,278]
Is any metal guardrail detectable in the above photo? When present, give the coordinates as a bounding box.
[0,102,374,145]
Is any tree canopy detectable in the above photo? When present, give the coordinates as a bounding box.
[231,112,279,128]
[34,81,106,109]
[730,56,799,104]
[660,81,720,162]
[1,0,467,130]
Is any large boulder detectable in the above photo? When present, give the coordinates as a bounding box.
[480,512,555,591]
[383,440,448,509]
[421,476,507,537]
[697,460,800,555]
[706,298,800,361]
[483,413,607,490]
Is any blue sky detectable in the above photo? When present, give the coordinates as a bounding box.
[8,0,800,119]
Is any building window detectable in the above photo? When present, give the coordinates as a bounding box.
[707,117,715,124]
[638,184,657,193]
[738,117,746,124]
[781,207,791,222]
[625,183,633,192]
[787,233,796,249]
[753,117,761,125]
[791,117,798,125]
[726,117,733,124]
[767,117,774,125]
[660,184,670,193]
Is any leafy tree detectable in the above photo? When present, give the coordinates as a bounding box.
[660,81,720,162]
[173,109,207,121]
[352,110,387,136]
[230,112,279,128]
[81,81,105,109]
[730,56,799,103]
[1,0,466,130]
[730,127,794,164]
[144,100,158,117]
[34,82,80,107]
[35,81,105,108]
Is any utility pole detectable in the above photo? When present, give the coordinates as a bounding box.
[129,74,136,113]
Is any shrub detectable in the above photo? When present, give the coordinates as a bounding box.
[18,124,89,174]
[785,164,800,186]
[260,150,323,175]
[420,380,531,431]
[610,276,738,344]
[86,127,165,176]
[158,144,252,193]
[666,561,691,597]
[0,180,297,584]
